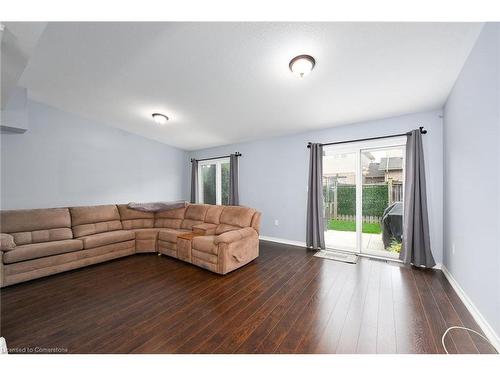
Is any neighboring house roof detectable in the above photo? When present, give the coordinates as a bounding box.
[378,157,403,171]
[325,157,403,180]
[365,163,385,179]
[363,157,403,179]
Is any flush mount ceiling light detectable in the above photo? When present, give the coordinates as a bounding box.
[152,113,169,125]
[289,54,316,78]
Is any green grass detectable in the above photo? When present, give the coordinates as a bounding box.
[327,219,381,234]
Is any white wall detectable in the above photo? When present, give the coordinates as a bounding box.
[1,87,30,132]
[443,23,500,338]
[190,109,444,264]
[1,99,189,209]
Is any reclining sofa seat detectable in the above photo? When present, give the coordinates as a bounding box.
[191,205,259,274]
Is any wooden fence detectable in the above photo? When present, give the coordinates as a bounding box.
[326,211,381,224]
[390,181,403,203]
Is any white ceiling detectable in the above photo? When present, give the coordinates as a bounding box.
[18,22,483,150]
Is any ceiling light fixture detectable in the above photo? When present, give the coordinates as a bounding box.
[289,54,316,78]
[152,113,169,125]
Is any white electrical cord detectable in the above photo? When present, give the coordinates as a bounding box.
[0,337,7,354]
[441,326,498,354]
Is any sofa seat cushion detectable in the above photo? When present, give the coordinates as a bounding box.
[4,241,135,276]
[132,228,160,239]
[158,229,191,243]
[79,230,135,249]
[3,239,83,264]
[192,235,217,255]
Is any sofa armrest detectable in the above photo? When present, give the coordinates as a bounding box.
[0,233,16,252]
[214,227,257,245]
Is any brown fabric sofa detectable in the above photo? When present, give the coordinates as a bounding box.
[0,203,261,287]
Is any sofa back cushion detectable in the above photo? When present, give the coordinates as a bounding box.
[70,205,122,237]
[155,207,186,229]
[214,206,257,235]
[117,204,154,229]
[0,208,74,245]
[220,206,256,228]
[184,204,210,220]
[205,205,224,224]
[181,204,210,229]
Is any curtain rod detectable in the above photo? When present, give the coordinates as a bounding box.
[306,127,427,148]
[190,152,242,163]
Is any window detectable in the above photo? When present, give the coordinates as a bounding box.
[198,158,230,205]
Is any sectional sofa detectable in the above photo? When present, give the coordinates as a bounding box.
[0,203,261,287]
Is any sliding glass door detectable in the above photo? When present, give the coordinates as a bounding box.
[360,147,405,258]
[323,138,406,259]
[323,150,359,252]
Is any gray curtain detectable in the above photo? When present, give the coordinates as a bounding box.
[400,129,435,267]
[229,153,239,205]
[306,143,325,249]
[190,159,198,204]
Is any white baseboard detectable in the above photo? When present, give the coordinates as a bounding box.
[441,265,500,352]
[259,235,307,248]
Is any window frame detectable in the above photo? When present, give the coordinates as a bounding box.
[197,157,230,205]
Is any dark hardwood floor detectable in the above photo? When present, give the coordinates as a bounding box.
[0,241,496,354]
